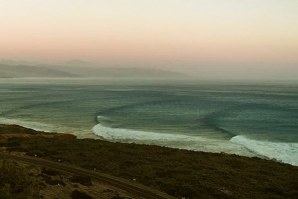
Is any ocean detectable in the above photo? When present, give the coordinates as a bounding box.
[0,78,297,166]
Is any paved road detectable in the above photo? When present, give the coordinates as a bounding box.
[1,154,176,199]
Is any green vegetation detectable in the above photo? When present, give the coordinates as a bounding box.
[41,168,60,176]
[71,190,93,199]
[0,124,39,135]
[1,125,298,199]
[0,160,39,199]
[69,175,92,186]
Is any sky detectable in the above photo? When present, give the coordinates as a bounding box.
[0,0,298,79]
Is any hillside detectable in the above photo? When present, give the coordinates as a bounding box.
[0,125,297,199]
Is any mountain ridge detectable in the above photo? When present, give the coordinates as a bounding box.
[0,60,186,78]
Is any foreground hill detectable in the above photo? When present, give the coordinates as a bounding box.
[0,125,297,199]
[0,159,132,199]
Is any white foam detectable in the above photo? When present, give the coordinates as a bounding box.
[97,116,108,121]
[0,117,54,132]
[92,123,254,156]
[93,123,191,141]
[0,117,102,139]
[230,135,298,166]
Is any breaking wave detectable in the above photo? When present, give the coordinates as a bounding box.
[0,117,54,132]
[93,116,298,166]
[230,135,298,166]
[92,116,254,157]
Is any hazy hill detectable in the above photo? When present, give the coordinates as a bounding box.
[56,60,186,78]
[58,66,185,78]
[0,60,186,78]
[0,64,76,78]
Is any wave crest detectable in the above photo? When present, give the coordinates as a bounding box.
[92,122,253,156]
[230,135,298,166]
[0,117,54,132]
[93,117,298,166]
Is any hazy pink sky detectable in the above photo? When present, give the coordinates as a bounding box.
[0,0,297,77]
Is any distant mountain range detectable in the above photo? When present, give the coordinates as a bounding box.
[0,64,76,78]
[0,60,185,78]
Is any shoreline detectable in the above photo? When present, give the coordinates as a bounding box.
[1,117,298,166]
